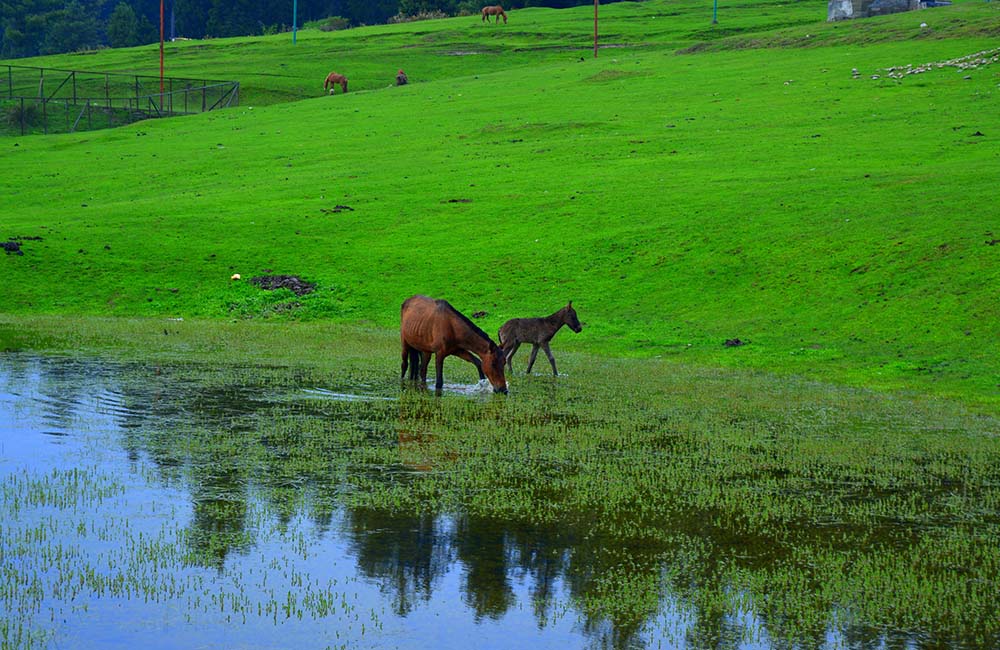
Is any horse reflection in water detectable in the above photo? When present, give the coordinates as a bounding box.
[400,295,508,394]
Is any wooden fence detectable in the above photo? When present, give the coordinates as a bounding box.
[2,65,239,135]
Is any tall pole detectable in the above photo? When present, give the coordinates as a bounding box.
[159,0,164,96]
[292,0,298,44]
[593,0,598,58]
[712,0,718,24]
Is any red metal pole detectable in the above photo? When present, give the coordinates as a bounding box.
[594,0,599,58]
[159,0,165,96]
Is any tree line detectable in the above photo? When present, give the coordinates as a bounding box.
[0,0,622,59]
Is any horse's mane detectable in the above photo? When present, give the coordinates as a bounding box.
[438,300,494,346]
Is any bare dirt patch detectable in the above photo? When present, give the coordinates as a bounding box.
[250,275,316,296]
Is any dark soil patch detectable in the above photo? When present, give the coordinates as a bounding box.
[320,205,353,214]
[250,275,316,296]
[724,338,747,347]
[2,241,23,255]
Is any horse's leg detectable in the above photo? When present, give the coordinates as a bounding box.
[526,344,541,373]
[542,342,558,376]
[409,349,421,380]
[505,342,520,372]
[419,351,431,383]
[401,344,410,379]
[434,353,446,393]
[455,350,485,380]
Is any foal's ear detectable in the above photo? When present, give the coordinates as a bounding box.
[567,301,573,308]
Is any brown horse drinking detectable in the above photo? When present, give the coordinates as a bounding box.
[323,72,348,94]
[401,295,508,394]
[481,5,507,23]
[498,302,582,375]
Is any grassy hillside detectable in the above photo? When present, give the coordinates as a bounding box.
[2,0,999,403]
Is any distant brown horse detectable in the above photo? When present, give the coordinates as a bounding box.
[498,302,582,375]
[401,295,508,394]
[323,71,348,94]
[481,5,507,23]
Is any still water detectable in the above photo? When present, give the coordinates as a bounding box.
[1,353,994,649]
[0,354,687,649]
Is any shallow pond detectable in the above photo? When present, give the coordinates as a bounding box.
[2,353,999,649]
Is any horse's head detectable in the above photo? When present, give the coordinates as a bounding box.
[563,302,582,333]
[482,344,508,394]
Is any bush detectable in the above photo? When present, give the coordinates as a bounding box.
[304,16,351,32]
[388,10,450,23]
[4,101,41,128]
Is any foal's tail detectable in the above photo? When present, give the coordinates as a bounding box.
[497,322,514,349]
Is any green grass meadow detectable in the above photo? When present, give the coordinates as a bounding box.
[3,0,998,404]
[2,4,1000,644]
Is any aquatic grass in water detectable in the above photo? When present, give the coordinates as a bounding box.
[1,347,999,649]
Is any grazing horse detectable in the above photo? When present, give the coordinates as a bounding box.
[481,5,507,23]
[498,302,582,376]
[401,295,508,394]
[323,72,348,94]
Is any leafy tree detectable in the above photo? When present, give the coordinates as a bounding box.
[0,0,62,57]
[174,0,209,38]
[206,0,263,37]
[398,0,456,16]
[344,0,397,25]
[136,12,156,42]
[40,1,101,54]
[107,1,139,47]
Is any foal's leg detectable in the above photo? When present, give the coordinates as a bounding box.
[401,345,409,379]
[504,342,521,372]
[526,344,541,373]
[542,342,558,376]
[454,350,486,380]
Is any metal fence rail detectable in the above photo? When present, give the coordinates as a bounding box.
[2,65,239,135]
